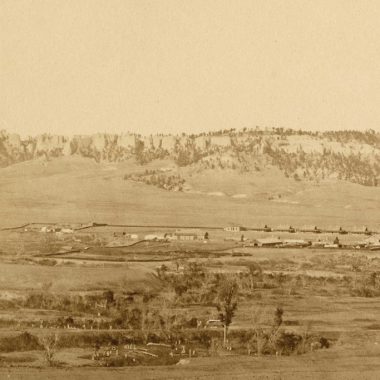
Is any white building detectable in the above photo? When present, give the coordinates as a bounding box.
[223,226,244,232]
[144,234,166,241]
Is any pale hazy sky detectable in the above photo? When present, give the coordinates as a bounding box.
[1,0,380,136]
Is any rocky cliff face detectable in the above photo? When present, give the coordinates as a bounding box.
[0,131,137,165]
[0,131,214,166]
[1,128,380,187]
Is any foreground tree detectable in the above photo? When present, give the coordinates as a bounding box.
[249,306,270,356]
[39,333,59,366]
[247,262,262,290]
[216,277,239,347]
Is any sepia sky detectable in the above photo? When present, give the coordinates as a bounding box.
[1,0,380,136]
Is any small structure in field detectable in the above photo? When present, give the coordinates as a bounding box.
[324,243,340,248]
[144,234,167,241]
[324,237,341,248]
[364,234,380,247]
[254,237,282,247]
[114,232,139,239]
[338,227,348,235]
[281,239,310,247]
[40,226,56,233]
[311,240,327,248]
[175,229,205,241]
[205,319,224,329]
[223,226,246,233]
[164,233,177,241]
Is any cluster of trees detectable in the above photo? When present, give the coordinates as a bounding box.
[70,140,132,163]
[156,263,240,346]
[322,129,379,146]
[189,127,320,138]
[2,260,339,361]
[124,170,186,191]
[173,138,206,167]
[17,286,208,337]
[134,139,169,164]
[22,290,119,314]
[156,262,332,354]
[351,271,380,297]
[264,142,379,186]
[131,129,380,187]
[306,254,380,297]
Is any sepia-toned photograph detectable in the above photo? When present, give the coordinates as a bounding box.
[1,1,380,379]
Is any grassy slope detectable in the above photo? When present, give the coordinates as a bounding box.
[0,156,379,230]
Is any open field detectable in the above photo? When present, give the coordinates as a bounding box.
[0,262,156,292]
[2,0,380,376]
[0,225,380,378]
[1,157,380,377]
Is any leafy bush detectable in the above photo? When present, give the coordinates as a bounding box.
[319,337,330,348]
[274,332,302,355]
[37,259,57,266]
[124,171,185,191]
[0,332,41,352]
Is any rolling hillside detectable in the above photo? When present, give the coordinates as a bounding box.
[1,142,379,230]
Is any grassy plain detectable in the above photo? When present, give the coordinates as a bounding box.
[0,235,380,378]
[1,156,380,378]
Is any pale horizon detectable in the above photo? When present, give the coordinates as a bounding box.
[2,0,380,137]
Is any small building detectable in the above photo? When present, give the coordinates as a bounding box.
[40,226,56,233]
[175,229,205,241]
[364,234,380,246]
[311,240,327,248]
[164,233,177,241]
[324,243,340,249]
[282,239,310,247]
[254,237,282,247]
[205,319,224,329]
[144,234,166,241]
[113,232,138,240]
[224,226,245,233]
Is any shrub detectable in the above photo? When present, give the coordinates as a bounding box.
[37,259,57,266]
[319,337,330,348]
[274,332,302,355]
[0,354,37,363]
[39,333,59,366]
[0,332,41,352]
